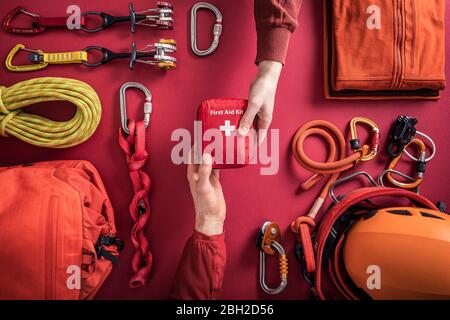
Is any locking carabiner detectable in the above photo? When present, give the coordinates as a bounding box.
[349,117,380,162]
[383,138,427,190]
[120,82,153,135]
[191,2,223,56]
[3,7,44,34]
[256,222,288,295]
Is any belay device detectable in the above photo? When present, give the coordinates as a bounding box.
[256,222,288,295]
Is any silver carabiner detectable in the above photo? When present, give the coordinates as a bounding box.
[257,222,288,295]
[120,82,152,135]
[190,2,222,56]
[329,171,378,204]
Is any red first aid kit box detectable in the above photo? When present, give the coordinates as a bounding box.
[197,99,254,169]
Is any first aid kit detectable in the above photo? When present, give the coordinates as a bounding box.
[3,2,174,34]
[0,77,101,148]
[324,0,446,99]
[6,40,177,72]
[0,161,122,300]
[197,98,254,169]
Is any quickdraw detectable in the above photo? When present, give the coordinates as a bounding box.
[6,40,177,72]
[118,82,153,288]
[256,222,288,295]
[290,118,379,273]
[190,2,223,56]
[3,2,173,34]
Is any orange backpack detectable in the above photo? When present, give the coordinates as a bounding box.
[0,161,122,300]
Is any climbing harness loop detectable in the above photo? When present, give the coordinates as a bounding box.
[257,222,288,295]
[382,138,427,190]
[349,117,379,162]
[118,82,154,288]
[0,77,101,148]
[191,2,223,57]
[120,82,152,135]
[6,40,176,72]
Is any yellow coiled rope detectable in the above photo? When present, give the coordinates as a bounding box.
[0,77,101,148]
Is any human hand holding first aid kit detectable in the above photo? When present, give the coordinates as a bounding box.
[240,60,282,143]
[187,148,226,236]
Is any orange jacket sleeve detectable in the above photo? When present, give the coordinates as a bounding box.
[254,0,303,64]
[169,231,226,300]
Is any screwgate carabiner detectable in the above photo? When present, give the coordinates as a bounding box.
[382,138,427,190]
[120,82,153,135]
[349,117,380,162]
[191,2,223,56]
[256,222,288,295]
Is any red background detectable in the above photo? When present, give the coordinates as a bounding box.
[0,0,449,299]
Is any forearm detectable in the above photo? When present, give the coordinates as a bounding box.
[254,0,303,64]
[169,231,227,300]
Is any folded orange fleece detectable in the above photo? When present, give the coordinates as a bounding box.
[332,0,446,92]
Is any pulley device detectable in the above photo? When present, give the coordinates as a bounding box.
[256,222,288,295]
[6,41,177,72]
[118,82,154,288]
[190,2,223,56]
[3,2,174,34]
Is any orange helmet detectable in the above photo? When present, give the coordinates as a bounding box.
[344,207,450,300]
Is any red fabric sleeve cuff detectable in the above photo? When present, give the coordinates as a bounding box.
[192,230,225,242]
[256,27,292,65]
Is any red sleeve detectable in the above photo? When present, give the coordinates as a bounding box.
[254,0,303,64]
[169,231,226,300]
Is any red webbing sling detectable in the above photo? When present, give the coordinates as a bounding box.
[118,120,153,288]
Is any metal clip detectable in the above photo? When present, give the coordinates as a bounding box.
[329,171,378,204]
[256,222,288,295]
[191,2,223,57]
[349,117,380,162]
[5,44,47,72]
[3,6,44,34]
[120,82,153,135]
